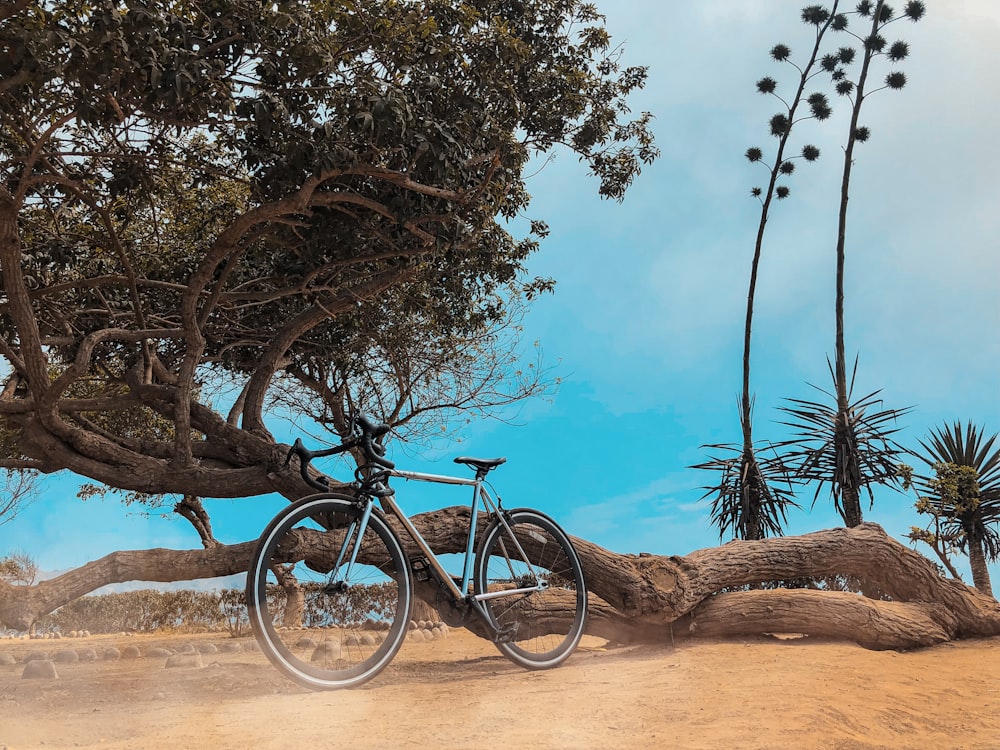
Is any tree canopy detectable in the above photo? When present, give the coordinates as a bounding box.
[0,0,656,501]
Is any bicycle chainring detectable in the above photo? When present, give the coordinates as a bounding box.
[435,589,471,628]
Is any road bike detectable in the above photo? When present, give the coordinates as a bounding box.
[245,415,587,690]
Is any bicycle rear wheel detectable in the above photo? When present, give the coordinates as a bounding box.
[473,508,587,669]
[246,494,412,690]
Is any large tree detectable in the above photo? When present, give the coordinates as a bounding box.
[0,0,656,502]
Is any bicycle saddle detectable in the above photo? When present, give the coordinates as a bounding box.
[453,456,507,472]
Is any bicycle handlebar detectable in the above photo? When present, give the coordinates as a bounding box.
[284,415,395,492]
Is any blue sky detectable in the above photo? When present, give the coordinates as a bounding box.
[3,1,999,589]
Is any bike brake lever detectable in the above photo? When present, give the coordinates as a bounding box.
[284,438,305,466]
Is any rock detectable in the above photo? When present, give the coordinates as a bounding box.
[219,642,242,653]
[24,651,50,662]
[121,645,141,659]
[22,660,58,679]
[53,649,80,663]
[360,633,378,647]
[102,647,122,661]
[295,636,317,649]
[165,653,204,669]
[0,652,16,665]
[77,648,98,662]
[177,643,197,654]
[145,647,172,658]
[311,641,341,662]
[197,643,218,654]
[242,640,260,652]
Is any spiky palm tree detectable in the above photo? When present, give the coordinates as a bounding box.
[780,0,923,526]
[779,359,910,526]
[695,400,799,541]
[695,3,840,540]
[914,422,1000,596]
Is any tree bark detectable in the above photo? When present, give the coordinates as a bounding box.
[1,516,997,651]
[967,535,993,597]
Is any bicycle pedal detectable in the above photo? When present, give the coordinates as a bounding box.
[409,556,432,582]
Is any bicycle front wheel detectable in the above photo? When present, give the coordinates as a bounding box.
[473,509,587,669]
[246,494,412,690]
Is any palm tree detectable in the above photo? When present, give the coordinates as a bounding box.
[695,3,840,540]
[780,0,923,526]
[695,401,799,541]
[914,422,1000,596]
[779,360,909,526]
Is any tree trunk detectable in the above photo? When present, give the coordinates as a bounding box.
[967,535,993,597]
[1,513,997,650]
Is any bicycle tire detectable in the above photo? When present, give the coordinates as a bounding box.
[473,508,587,669]
[246,493,412,690]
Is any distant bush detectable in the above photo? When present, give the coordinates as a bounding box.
[38,589,233,634]
[36,583,402,634]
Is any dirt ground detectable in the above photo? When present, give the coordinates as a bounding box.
[1,629,999,750]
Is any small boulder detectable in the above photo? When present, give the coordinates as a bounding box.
[102,647,122,661]
[0,652,16,666]
[145,647,172,658]
[197,643,218,654]
[22,659,58,679]
[53,649,80,663]
[311,641,341,662]
[121,645,141,659]
[165,653,204,669]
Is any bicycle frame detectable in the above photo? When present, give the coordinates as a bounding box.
[357,467,547,618]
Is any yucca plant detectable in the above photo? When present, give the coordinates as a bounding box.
[781,1,923,526]
[696,3,841,540]
[910,422,1000,596]
[779,359,911,527]
[695,398,799,541]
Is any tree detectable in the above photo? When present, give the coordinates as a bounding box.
[0,0,657,627]
[780,0,924,527]
[909,422,1000,596]
[695,3,843,541]
[0,0,656,498]
[2,514,1000,651]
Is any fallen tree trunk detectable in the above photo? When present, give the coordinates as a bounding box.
[1,512,997,650]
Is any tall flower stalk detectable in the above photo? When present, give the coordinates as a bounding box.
[696,4,842,541]
[781,0,925,527]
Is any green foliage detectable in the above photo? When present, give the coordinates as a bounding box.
[694,441,800,541]
[912,423,1000,563]
[0,0,657,499]
[778,359,911,525]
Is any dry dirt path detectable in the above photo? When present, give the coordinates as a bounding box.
[1,630,999,749]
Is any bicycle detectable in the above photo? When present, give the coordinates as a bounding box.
[245,415,588,690]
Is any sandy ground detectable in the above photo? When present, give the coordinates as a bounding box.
[1,629,999,750]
